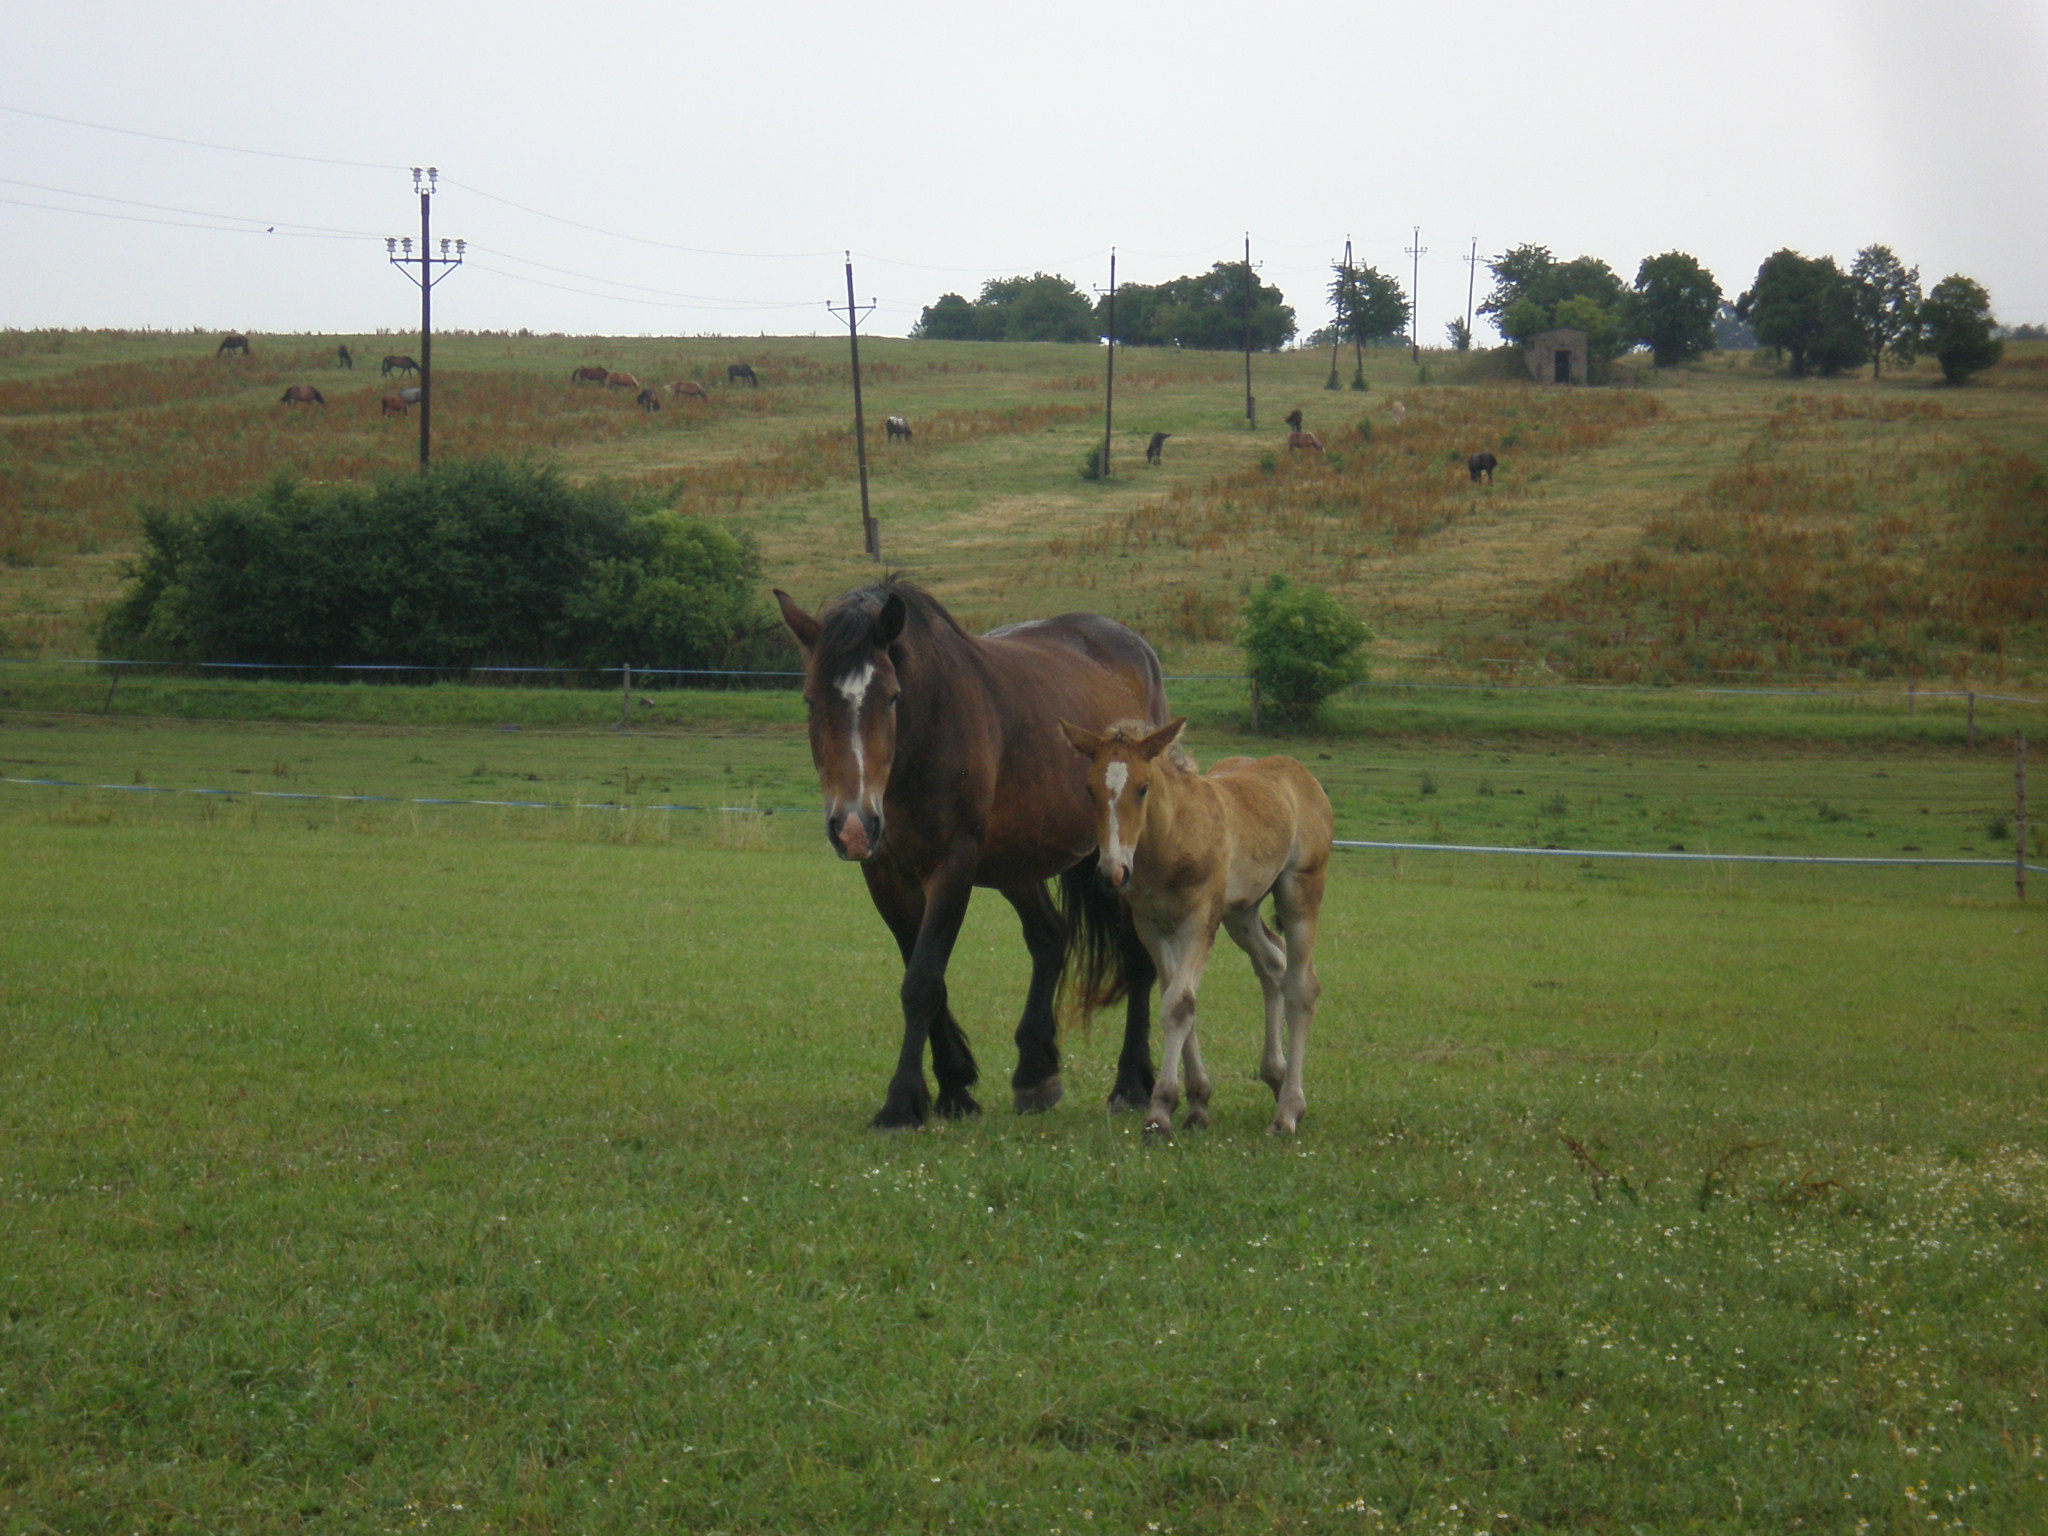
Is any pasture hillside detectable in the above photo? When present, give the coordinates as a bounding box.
[1,328,2043,689]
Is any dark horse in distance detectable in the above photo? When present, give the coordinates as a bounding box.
[775,579,1165,1128]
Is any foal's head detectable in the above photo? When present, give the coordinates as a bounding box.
[1059,717,1188,890]
[775,586,909,862]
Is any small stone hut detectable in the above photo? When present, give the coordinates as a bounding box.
[1525,327,1588,385]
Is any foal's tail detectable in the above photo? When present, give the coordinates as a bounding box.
[1056,856,1133,1023]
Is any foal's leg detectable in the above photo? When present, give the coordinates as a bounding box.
[1222,905,1289,1096]
[1146,920,1217,1137]
[1266,865,1328,1136]
[999,880,1066,1113]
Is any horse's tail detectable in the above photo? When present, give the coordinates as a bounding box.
[1056,856,1131,1022]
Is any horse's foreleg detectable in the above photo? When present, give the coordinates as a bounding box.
[1223,906,1289,1094]
[1000,881,1065,1114]
[1109,918,1158,1112]
[1145,923,1215,1136]
[865,861,979,1128]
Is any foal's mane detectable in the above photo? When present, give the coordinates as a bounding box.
[812,577,970,680]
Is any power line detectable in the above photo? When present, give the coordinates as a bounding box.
[0,100,400,172]
[0,194,360,241]
[0,175,381,237]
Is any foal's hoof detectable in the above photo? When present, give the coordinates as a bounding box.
[1143,1112,1173,1138]
[1013,1076,1064,1115]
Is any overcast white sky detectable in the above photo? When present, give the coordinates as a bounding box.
[3,0,2043,340]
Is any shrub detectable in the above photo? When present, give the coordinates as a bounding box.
[98,457,776,669]
[1238,574,1370,726]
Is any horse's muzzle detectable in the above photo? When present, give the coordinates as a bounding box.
[828,807,882,861]
[1096,860,1131,891]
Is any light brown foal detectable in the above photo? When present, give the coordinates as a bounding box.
[1061,717,1334,1136]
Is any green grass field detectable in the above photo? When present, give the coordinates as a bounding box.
[4,795,2044,1533]
[3,328,2046,1532]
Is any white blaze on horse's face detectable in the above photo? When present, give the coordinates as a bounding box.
[1092,752,1151,889]
[805,652,899,862]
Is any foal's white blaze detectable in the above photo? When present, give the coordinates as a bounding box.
[1102,759,1130,874]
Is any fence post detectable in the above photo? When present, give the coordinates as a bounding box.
[620,664,631,731]
[1908,678,1916,714]
[102,667,121,715]
[1248,677,1262,734]
[2018,735,2029,902]
[1967,689,1976,746]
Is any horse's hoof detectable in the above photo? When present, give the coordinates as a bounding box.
[935,1088,982,1120]
[1143,1115,1172,1138]
[1013,1076,1064,1115]
[1182,1109,1210,1132]
[869,1099,929,1132]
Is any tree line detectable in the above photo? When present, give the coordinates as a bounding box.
[913,245,2008,384]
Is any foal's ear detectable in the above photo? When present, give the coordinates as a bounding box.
[1058,719,1103,758]
[871,592,908,647]
[772,588,820,649]
[1136,717,1188,761]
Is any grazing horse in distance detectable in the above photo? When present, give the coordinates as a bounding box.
[670,379,709,401]
[380,393,407,417]
[571,366,610,385]
[1060,717,1333,1138]
[1388,399,1406,425]
[1283,407,1304,433]
[381,354,419,378]
[774,579,1167,1128]
[1467,451,1498,484]
[216,334,249,356]
[1145,431,1171,466]
[280,385,325,406]
[398,386,422,406]
[337,344,354,370]
[1286,431,1324,453]
[885,415,912,442]
[636,387,662,412]
[606,371,640,391]
[727,362,758,387]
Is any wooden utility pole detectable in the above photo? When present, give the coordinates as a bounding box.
[1463,236,1480,346]
[1242,234,1256,429]
[1405,226,1427,365]
[2018,735,2030,901]
[1327,239,1348,391]
[829,255,879,558]
[386,167,463,469]
[1101,248,1117,477]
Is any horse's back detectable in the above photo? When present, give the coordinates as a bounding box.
[983,612,1167,719]
[1207,755,1335,884]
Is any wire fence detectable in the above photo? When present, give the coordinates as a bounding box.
[3,656,2042,710]
[6,776,2040,885]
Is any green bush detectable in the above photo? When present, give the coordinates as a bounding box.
[1238,574,1371,726]
[98,457,778,670]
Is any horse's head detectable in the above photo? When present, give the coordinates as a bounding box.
[776,587,908,862]
[1059,717,1187,890]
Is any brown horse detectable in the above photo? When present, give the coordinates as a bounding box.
[635,387,662,412]
[280,385,325,406]
[775,579,1166,1128]
[727,363,758,387]
[571,366,610,385]
[669,379,709,401]
[216,334,249,356]
[1286,431,1324,453]
[1061,718,1332,1137]
[380,394,408,417]
[381,354,419,378]
[606,371,640,391]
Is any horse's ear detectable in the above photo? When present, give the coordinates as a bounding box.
[1059,719,1103,759]
[1136,717,1188,761]
[772,589,820,650]
[871,592,907,648]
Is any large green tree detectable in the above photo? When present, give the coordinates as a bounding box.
[1328,262,1408,344]
[1101,263,1295,351]
[1735,250,1867,376]
[912,273,1097,343]
[1849,244,1922,379]
[1480,245,1630,377]
[1630,251,1721,367]
[1919,275,2003,384]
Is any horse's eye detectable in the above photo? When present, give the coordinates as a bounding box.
[1137,785,1149,799]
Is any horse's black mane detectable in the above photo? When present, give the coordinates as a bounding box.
[812,577,967,678]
